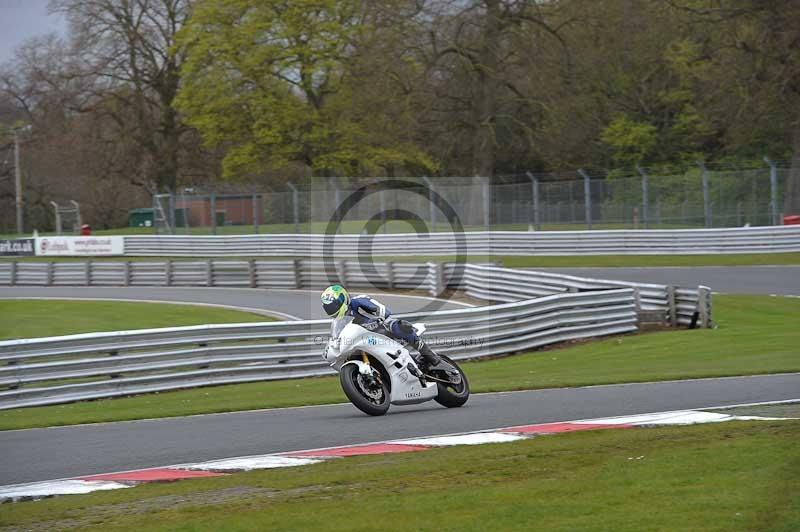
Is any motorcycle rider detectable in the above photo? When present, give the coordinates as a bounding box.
[320,284,443,368]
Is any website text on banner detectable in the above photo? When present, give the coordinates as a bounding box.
[35,237,125,257]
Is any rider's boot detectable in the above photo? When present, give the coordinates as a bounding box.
[413,338,442,368]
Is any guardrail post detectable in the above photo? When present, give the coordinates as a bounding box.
[578,169,592,230]
[633,287,642,327]
[124,261,131,286]
[427,262,443,297]
[46,262,54,286]
[249,258,257,288]
[206,259,213,286]
[386,261,395,290]
[698,286,711,328]
[165,260,172,286]
[764,156,779,225]
[85,260,92,286]
[337,260,347,285]
[293,259,302,289]
[667,285,677,327]
[698,161,711,228]
[9,261,17,285]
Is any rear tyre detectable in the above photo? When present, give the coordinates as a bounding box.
[433,355,470,408]
[340,364,390,416]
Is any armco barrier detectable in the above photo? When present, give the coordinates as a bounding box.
[115,225,800,257]
[0,289,638,409]
[0,260,711,327]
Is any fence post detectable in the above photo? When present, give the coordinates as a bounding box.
[209,189,218,235]
[422,176,436,231]
[698,161,711,228]
[124,261,131,286]
[578,169,592,230]
[252,191,259,234]
[380,188,387,234]
[386,260,395,290]
[287,182,300,234]
[636,165,649,229]
[206,259,213,286]
[526,172,541,231]
[481,177,491,230]
[763,156,779,225]
[9,261,16,285]
[165,260,172,286]
[698,286,711,328]
[85,260,92,286]
[249,258,257,288]
[46,262,54,286]
[666,286,677,327]
[167,193,175,235]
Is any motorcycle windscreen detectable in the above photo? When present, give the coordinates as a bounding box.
[330,316,354,339]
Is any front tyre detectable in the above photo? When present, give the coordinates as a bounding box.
[433,355,470,408]
[340,364,390,416]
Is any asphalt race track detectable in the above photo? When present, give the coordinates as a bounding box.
[0,286,472,320]
[1,373,798,485]
[530,266,800,296]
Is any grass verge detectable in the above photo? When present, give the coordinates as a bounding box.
[0,295,797,430]
[2,421,798,531]
[0,299,273,341]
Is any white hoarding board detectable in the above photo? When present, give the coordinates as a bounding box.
[36,236,125,256]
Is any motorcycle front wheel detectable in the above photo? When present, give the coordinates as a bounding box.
[340,364,391,416]
[433,355,470,408]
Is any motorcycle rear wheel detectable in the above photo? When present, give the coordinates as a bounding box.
[433,355,470,408]
[340,364,391,416]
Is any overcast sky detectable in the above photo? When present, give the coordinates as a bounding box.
[0,0,66,63]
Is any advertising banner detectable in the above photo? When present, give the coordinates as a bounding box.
[36,236,125,256]
[0,238,35,256]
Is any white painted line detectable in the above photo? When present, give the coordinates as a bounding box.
[179,455,322,471]
[395,432,526,446]
[576,410,734,426]
[0,479,130,502]
[0,296,299,321]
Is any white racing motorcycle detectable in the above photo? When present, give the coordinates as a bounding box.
[323,316,469,416]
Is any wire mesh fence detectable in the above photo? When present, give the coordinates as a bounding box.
[147,159,796,234]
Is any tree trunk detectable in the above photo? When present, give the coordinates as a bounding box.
[473,0,502,178]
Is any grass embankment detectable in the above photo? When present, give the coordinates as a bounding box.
[3,252,800,266]
[2,421,798,530]
[0,300,272,341]
[1,295,797,430]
